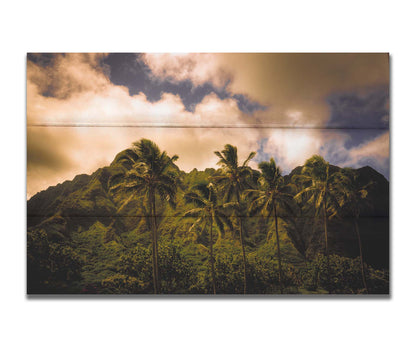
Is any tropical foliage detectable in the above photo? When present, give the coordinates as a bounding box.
[245,158,296,293]
[213,144,256,294]
[108,139,179,293]
[183,181,233,294]
[27,140,389,294]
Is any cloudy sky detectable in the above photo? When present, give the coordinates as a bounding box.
[27,53,389,198]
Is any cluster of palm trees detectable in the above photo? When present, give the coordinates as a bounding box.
[110,139,372,294]
[110,139,179,294]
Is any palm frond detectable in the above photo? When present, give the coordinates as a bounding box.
[294,186,318,201]
[184,191,207,208]
[183,208,205,218]
[116,193,137,213]
[108,173,126,191]
[242,151,256,167]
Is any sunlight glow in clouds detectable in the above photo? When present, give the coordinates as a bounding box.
[263,129,324,170]
[27,53,389,198]
[142,53,389,126]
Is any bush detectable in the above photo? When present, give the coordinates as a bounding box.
[27,229,84,294]
[101,274,144,294]
[300,254,389,294]
[195,241,301,294]
[106,239,199,294]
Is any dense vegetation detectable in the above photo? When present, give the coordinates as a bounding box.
[27,139,389,294]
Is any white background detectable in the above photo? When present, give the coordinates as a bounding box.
[1,1,415,346]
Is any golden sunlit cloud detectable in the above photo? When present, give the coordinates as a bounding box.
[27,54,264,197]
[27,53,389,198]
[142,53,389,126]
[263,129,324,169]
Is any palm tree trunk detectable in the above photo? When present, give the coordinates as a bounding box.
[236,193,247,294]
[209,217,217,294]
[148,188,159,294]
[273,203,283,294]
[354,218,369,294]
[151,191,160,294]
[239,216,248,294]
[323,193,331,294]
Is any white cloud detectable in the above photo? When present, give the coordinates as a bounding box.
[27,54,263,197]
[27,53,390,197]
[347,131,390,166]
[142,53,389,128]
[141,53,229,89]
[262,129,324,171]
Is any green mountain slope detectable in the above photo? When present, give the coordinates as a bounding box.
[27,149,389,294]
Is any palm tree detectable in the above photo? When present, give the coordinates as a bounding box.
[183,182,233,294]
[335,168,373,293]
[293,155,342,292]
[213,144,256,294]
[110,139,179,294]
[245,158,295,293]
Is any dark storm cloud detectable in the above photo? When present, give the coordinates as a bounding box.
[327,86,389,129]
[325,86,389,150]
[233,94,266,115]
[27,53,110,100]
[104,53,264,113]
[27,53,390,197]
[28,53,59,68]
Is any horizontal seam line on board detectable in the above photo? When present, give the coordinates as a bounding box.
[27,214,390,218]
[27,123,389,130]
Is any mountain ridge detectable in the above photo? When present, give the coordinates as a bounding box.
[27,149,389,270]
